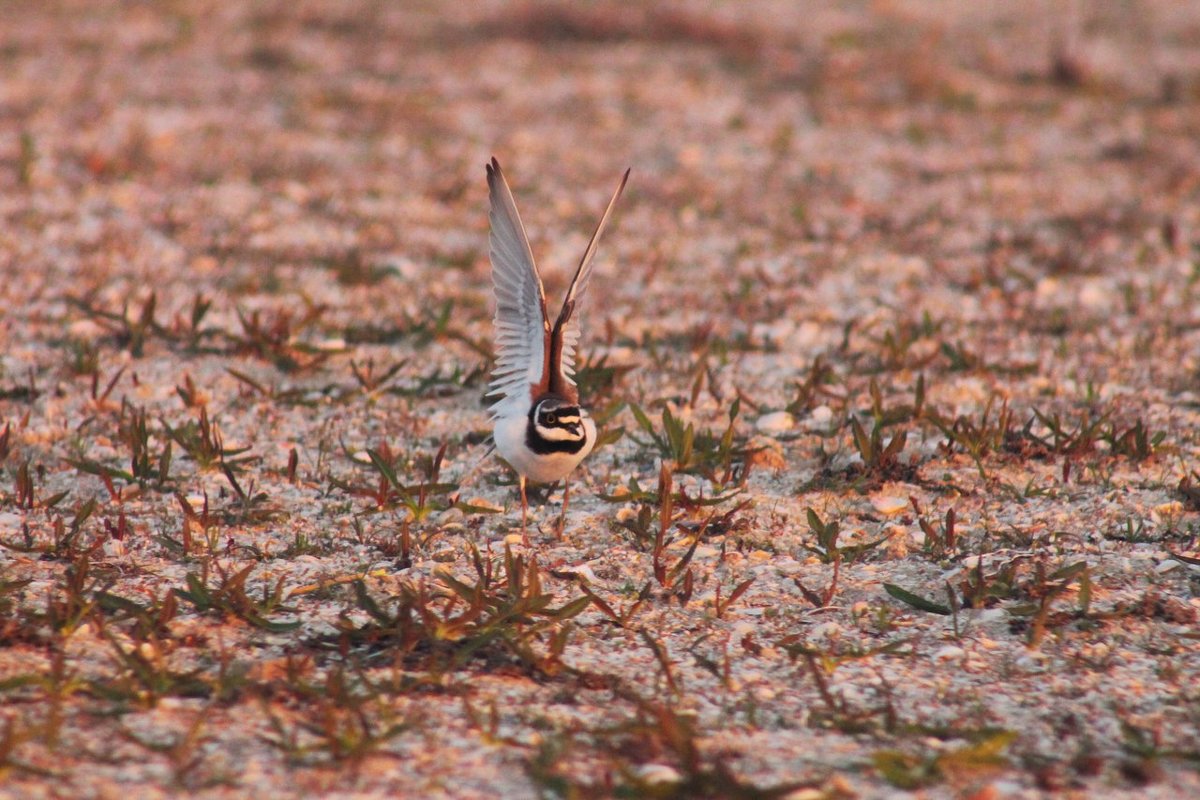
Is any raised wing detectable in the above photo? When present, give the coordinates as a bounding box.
[548,168,630,398]
[486,157,551,417]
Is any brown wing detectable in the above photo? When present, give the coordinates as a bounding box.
[547,168,631,399]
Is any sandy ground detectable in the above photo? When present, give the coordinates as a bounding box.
[1,1,1199,797]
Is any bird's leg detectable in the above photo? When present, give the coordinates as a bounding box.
[556,478,571,539]
[519,475,529,545]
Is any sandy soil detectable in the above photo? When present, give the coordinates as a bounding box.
[1,1,1199,798]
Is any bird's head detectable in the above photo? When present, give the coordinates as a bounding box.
[531,396,586,442]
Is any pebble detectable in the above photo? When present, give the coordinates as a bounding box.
[871,494,909,516]
[632,764,681,785]
[932,645,964,662]
[811,621,841,640]
[974,609,1007,625]
[747,436,787,470]
[1155,559,1183,574]
[755,411,795,434]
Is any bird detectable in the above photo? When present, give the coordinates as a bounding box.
[484,157,629,539]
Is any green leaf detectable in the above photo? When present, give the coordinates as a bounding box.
[873,750,933,789]
[366,448,400,489]
[884,583,951,615]
[630,404,655,436]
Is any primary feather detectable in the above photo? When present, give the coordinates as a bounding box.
[486,158,550,419]
[551,167,630,392]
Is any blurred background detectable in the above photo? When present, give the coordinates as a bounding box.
[1,0,1198,380]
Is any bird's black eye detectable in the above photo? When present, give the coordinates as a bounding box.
[545,413,557,424]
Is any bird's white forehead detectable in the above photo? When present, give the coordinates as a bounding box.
[535,399,578,415]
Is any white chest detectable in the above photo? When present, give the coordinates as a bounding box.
[493,413,596,484]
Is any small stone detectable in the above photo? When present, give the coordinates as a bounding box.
[1155,559,1183,575]
[755,410,795,433]
[933,645,964,662]
[632,764,681,785]
[871,494,909,516]
[747,436,786,470]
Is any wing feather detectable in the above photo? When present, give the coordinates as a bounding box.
[548,168,630,394]
[485,158,550,417]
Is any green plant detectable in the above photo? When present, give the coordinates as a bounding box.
[173,561,299,633]
[849,416,909,476]
[630,399,748,489]
[232,301,338,372]
[909,497,957,558]
[162,407,256,472]
[930,394,1016,479]
[802,508,887,565]
[874,731,1015,789]
[327,546,591,677]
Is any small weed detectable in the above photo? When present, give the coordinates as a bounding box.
[874,731,1015,790]
[909,496,957,558]
[332,441,487,527]
[883,582,952,616]
[785,356,843,415]
[712,576,755,619]
[524,689,807,799]
[162,407,255,472]
[871,313,942,371]
[574,353,635,405]
[930,394,1017,479]
[849,416,910,478]
[778,637,911,732]
[348,358,408,395]
[1176,470,1200,511]
[1008,560,1091,647]
[232,301,338,372]
[62,338,101,377]
[630,399,749,490]
[116,710,221,789]
[70,403,174,491]
[802,508,887,565]
[1103,418,1164,461]
[261,666,415,767]
[342,299,492,359]
[168,292,218,351]
[327,546,591,677]
[173,561,300,633]
[225,368,318,407]
[793,558,840,607]
[92,632,211,709]
[1026,406,1111,456]
[67,291,162,357]
[957,557,1021,609]
[7,459,68,512]
[577,581,652,628]
[325,249,396,287]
